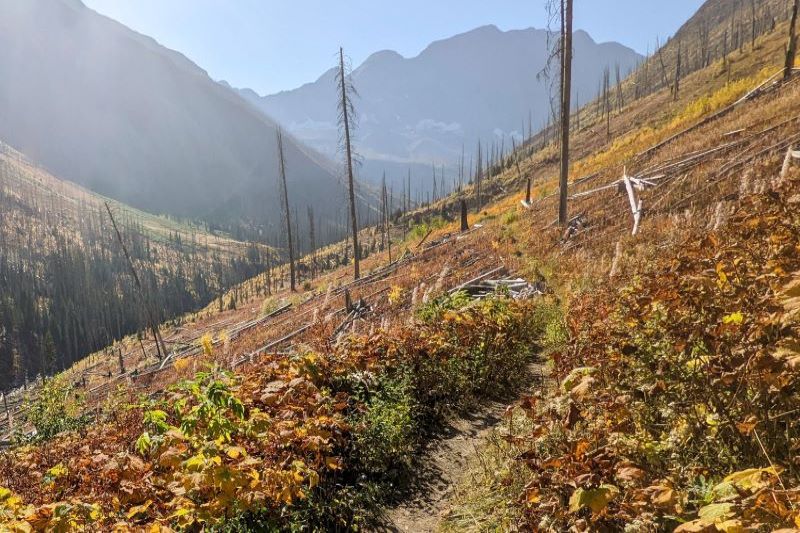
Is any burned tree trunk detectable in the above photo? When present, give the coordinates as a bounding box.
[307,206,316,280]
[338,47,361,280]
[786,0,799,80]
[104,202,167,360]
[673,40,682,101]
[475,141,483,212]
[276,128,296,292]
[558,0,573,226]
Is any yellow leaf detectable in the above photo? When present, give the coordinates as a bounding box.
[184,454,205,471]
[686,356,711,371]
[126,500,152,521]
[698,502,735,521]
[722,312,743,325]
[526,488,541,504]
[3,521,33,533]
[168,507,193,520]
[225,447,247,460]
[716,263,729,288]
[715,519,745,533]
[46,463,68,479]
[720,467,782,492]
[568,484,619,514]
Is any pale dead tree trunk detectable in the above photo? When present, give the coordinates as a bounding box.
[604,67,611,139]
[338,47,360,280]
[307,205,316,279]
[512,135,528,201]
[786,0,799,80]
[104,202,166,360]
[673,40,682,101]
[385,183,392,263]
[432,164,437,201]
[751,0,757,48]
[276,128,296,292]
[459,144,465,192]
[475,141,483,212]
[656,37,669,87]
[520,155,531,205]
[380,172,387,250]
[117,347,125,375]
[558,0,573,226]
[266,252,273,295]
[407,169,412,212]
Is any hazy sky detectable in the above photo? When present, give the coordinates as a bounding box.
[83,0,705,95]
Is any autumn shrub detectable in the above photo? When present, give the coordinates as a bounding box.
[0,293,546,531]
[505,174,800,531]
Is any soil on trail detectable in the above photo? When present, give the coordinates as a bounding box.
[382,364,545,533]
[384,400,509,533]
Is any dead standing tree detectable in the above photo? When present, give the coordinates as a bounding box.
[337,47,361,280]
[673,39,683,101]
[786,0,799,80]
[275,128,296,292]
[543,0,574,225]
[558,0,574,226]
[104,202,167,360]
[307,205,316,279]
[475,141,483,212]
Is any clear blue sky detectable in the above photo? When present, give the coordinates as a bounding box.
[83,0,705,95]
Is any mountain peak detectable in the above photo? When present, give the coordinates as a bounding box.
[465,24,502,35]
[248,25,642,190]
[363,49,404,65]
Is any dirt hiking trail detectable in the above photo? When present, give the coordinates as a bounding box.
[382,363,546,532]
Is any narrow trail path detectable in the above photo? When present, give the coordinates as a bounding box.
[385,400,509,532]
[383,363,546,533]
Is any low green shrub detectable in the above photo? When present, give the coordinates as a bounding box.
[415,289,471,322]
[352,377,417,480]
[16,376,89,443]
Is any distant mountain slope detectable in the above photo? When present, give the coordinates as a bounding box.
[237,25,642,184]
[0,0,358,244]
[0,141,270,387]
[625,0,792,101]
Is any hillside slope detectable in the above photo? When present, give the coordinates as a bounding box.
[1,1,800,531]
[0,141,270,389]
[0,0,361,243]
